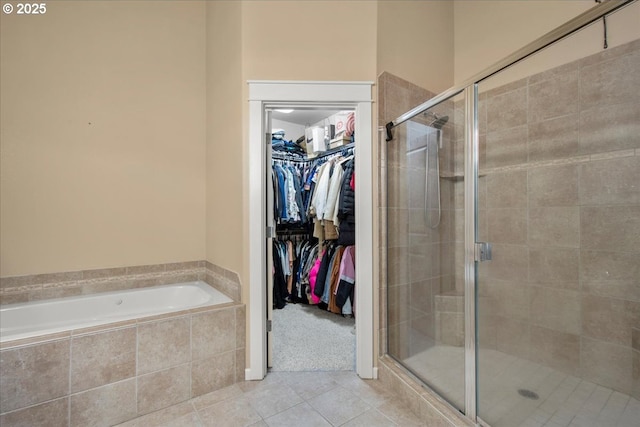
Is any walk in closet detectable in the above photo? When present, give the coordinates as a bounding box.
[268,109,357,372]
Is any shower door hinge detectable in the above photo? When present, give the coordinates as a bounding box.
[475,242,492,262]
[267,319,272,332]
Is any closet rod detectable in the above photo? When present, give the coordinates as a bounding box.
[271,142,355,162]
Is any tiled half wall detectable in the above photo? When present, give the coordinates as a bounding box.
[0,261,245,426]
[0,260,242,304]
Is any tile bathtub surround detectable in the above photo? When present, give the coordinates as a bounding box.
[0,260,242,304]
[0,303,246,426]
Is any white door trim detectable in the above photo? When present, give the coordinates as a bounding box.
[246,80,374,380]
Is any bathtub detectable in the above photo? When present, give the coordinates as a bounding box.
[0,280,244,425]
[0,280,232,343]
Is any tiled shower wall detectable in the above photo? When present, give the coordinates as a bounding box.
[378,72,458,360]
[450,38,640,399]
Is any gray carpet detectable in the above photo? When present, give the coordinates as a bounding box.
[271,303,356,372]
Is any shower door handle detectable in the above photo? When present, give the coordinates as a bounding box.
[475,242,492,262]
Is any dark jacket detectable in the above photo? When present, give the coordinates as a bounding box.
[337,159,355,245]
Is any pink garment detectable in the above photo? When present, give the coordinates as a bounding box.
[350,172,355,190]
[308,251,324,304]
[336,246,356,295]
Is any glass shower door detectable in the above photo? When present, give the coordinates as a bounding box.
[387,100,467,411]
[475,19,640,427]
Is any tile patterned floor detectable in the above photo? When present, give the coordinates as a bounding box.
[404,345,640,427]
[115,370,436,427]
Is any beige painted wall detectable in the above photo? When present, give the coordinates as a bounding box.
[238,0,379,294]
[0,1,207,276]
[377,0,454,94]
[454,0,640,87]
[205,1,243,276]
[241,1,378,82]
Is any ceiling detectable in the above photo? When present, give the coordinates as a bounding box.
[271,108,349,126]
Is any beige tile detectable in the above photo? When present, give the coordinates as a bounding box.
[191,308,235,360]
[582,294,639,347]
[408,245,438,280]
[409,279,433,313]
[198,395,262,427]
[387,322,410,360]
[70,378,137,427]
[496,317,530,359]
[192,383,243,411]
[410,311,435,340]
[436,312,464,347]
[376,396,429,426]
[164,261,202,271]
[579,156,640,205]
[486,170,527,208]
[579,102,640,155]
[633,350,640,400]
[387,165,409,209]
[29,284,82,301]
[235,348,245,383]
[485,125,528,168]
[528,164,578,207]
[490,280,529,321]
[0,397,68,427]
[307,387,371,426]
[70,327,136,393]
[529,207,580,248]
[529,286,581,335]
[531,325,580,376]
[245,381,304,419]
[487,86,528,133]
[191,351,235,397]
[486,244,528,282]
[529,247,579,284]
[477,312,498,350]
[82,267,127,280]
[235,306,246,349]
[114,401,195,427]
[581,337,633,394]
[580,49,640,109]
[0,275,35,289]
[388,208,409,247]
[137,364,191,415]
[634,329,640,352]
[340,408,396,427]
[529,71,579,123]
[528,114,579,162]
[137,316,190,375]
[579,38,640,68]
[487,208,527,245]
[0,339,70,412]
[581,206,640,252]
[0,291,29,305]
[80,278,133,295]
[264,401,332,427]
[387,285,409,325]
[581,250,640,302]
[125,264,166,275]
[387,247,409,286]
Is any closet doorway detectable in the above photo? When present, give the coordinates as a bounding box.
[248,81,374,381]
[268,107,356,372]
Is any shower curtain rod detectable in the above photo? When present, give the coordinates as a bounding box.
[384,0,635,142]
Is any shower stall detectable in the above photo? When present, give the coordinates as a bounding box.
[383,1,639,426]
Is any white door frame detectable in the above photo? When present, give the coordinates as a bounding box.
[247,80,374,380]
